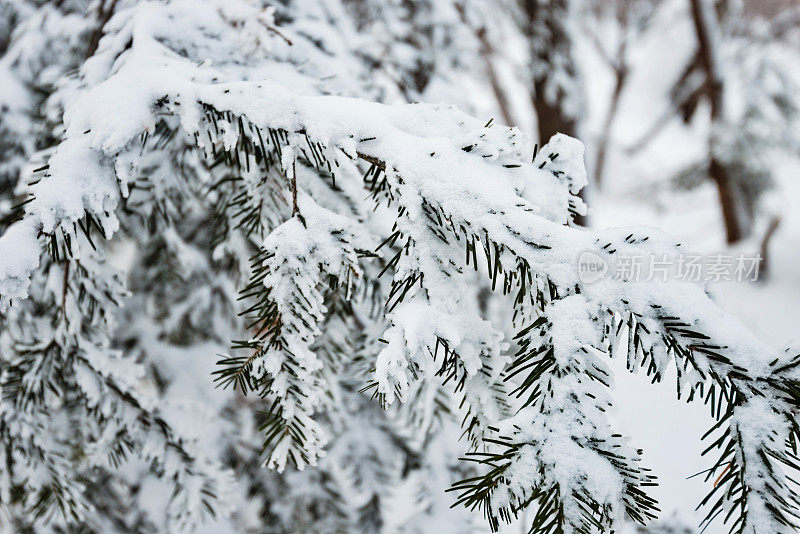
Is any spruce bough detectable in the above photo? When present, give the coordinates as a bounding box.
[1,1,798,532]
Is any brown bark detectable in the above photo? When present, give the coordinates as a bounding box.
[524,0,577,141]
[709,159,743,243]
[532,81,577,146]
[523,0,587,225]
[689,0,745,243]
[533,86,587,227]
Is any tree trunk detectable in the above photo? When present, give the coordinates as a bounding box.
[594,64,627,189]
[455,4,516,127]
[689,0,745,243]
[523,0,579,141]
[709,159,744,243]
[522,0,587,225]
[759,215,781,279]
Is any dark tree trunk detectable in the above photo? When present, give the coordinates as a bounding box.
[759,215,781,279]
[533,81,577,146]
[522,0,587,225]
[522,0,579,142]
[455,4,516,127]
[689,0,746,243]
[593,31,628,190]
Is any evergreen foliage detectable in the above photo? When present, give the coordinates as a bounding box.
[1,1,798,533]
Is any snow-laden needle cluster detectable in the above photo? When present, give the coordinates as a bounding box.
[1,1,799,533]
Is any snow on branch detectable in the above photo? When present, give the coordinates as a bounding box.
[214,194,374,471]
[1,0,799,531]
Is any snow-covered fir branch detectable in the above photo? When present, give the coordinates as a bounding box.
[1,0,799,533]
